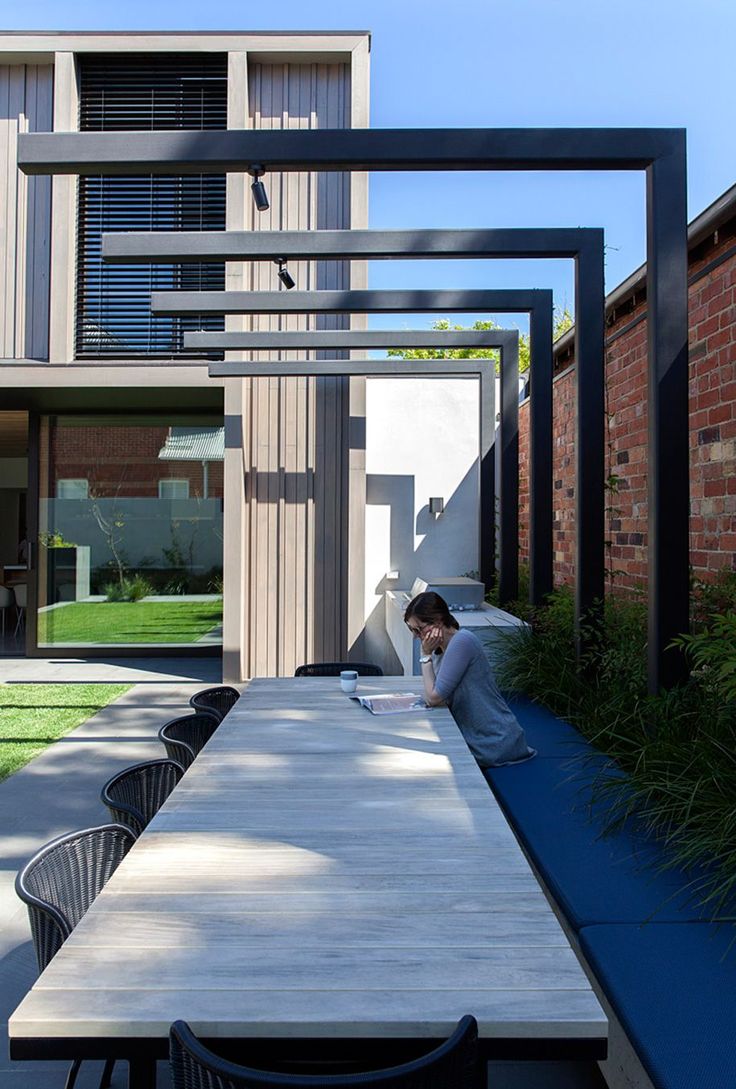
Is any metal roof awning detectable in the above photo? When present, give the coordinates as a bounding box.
[158,426,224,462]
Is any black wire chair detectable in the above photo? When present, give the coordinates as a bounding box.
[169,1015,478,1089]
[189,685,240,722]
[101,758,185,837]
[159,711,220,771]
[15,824,136,1089]
[294,662,383,677]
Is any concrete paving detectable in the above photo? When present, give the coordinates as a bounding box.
[0,658,222,1087]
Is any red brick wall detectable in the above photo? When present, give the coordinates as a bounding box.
[518,225,736,591]
[49,424,224,499]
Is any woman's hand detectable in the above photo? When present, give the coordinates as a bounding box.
[421,625,444,656]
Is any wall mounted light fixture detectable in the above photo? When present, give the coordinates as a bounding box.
[275,259,296,289]
[249,165,269,212]
[429,497,444,516]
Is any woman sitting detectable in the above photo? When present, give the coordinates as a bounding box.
[404,590,535,768]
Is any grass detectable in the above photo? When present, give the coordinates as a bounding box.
[37,599,222,645]
[0,683,131,782]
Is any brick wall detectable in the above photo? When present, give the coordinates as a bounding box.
[49,424,224,499]
[518,217,736,591]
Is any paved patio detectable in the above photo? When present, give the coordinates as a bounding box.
[0,658,220,1087]
[0,657,605,1089]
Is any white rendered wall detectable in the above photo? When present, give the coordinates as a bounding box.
[364,377,480,671]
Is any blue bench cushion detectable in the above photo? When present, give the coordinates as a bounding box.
[579,922,736,1089]
[484,752,710,928]
[508,696,592,758]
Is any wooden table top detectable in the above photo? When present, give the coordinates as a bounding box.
[10,676,607,1047]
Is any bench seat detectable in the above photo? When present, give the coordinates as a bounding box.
[579,922,736,1089]
[508,696,595,758]
[485,703,711,929]
[486,697,735,1089]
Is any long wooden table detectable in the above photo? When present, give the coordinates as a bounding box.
[9,677,607,1085]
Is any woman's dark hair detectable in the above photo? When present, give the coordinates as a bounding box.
[404,591,460,632]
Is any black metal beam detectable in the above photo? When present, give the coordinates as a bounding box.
[103,226,595,264]
[14,125,689,692]
[207,336,518,601]
[134,224,596,620]
[155,285,555,604]
[207,358,493,375]
[16,126,682,176]
[117,224,605,649]
[183,329,510,350]
[150,287,552,316]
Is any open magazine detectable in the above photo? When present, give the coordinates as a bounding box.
[349,692,428,715]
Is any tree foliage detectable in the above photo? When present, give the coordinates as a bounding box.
[386,308,574,375]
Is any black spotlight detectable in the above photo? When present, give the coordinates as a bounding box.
[276,258,296,290]
[249,164,269,212]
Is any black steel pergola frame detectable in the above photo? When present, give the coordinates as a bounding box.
[16,126,690,692]
[182,327,519,603]
[151,286,555,606]
[106,225,605,662]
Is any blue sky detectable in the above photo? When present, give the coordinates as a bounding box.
[7,1,736,332]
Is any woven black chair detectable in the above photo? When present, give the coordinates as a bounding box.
[189,685,240,722]
[101,758,185,837]
[294,662,383,677]
[15,823,136,1089]
[159,711,220,771]
[170,1015,478,1089]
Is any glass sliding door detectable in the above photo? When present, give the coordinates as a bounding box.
[35,414,223,651]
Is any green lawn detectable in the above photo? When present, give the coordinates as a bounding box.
[37,599,222,645]
[0,684,131,782]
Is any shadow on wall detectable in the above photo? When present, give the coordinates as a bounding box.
[362,465,480,673]
[367,464,479,598]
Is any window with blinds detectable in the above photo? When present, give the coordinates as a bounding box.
[76,53,227,359]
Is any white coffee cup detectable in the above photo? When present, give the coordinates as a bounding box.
[340,669,358,694]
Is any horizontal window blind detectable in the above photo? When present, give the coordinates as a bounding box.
[76,54,227,359]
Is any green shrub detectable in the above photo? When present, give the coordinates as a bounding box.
[496,587,736,923]
[674,612,736,704]
[485,563,534,622]
[103,575,153,602]
[691,568,736,629]
[207,570,223,594]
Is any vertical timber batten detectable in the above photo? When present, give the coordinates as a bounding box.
[48,52,77,363]
[223,50,250,683]
[0,62,52,360]
[232,58,354,679]
[347,36,369,660]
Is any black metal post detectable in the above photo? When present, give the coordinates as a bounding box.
[206,343,515,600]
[646,136,690,692]
[575,236,606,653]
[498,338,519,605]
[528,302,554,606]
[15,127,690,688]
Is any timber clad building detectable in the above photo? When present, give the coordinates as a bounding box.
[0,31,371,679]
[1,31,734,678]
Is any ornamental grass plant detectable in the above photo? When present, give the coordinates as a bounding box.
[495,576,736,921]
